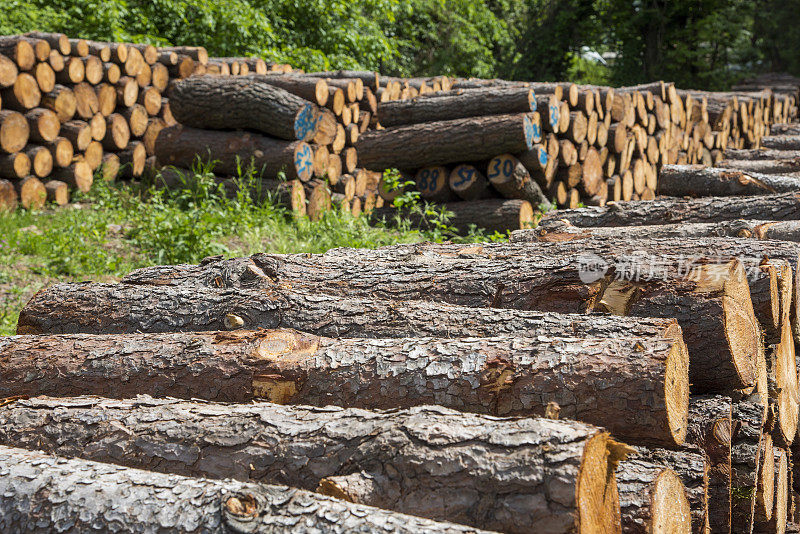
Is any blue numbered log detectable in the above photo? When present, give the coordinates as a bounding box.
[414,165,453,202]
[153,124,314,181]
[448,164,491,201]
[167,75,324,141]
[517,145,551,188]
[487,153,551,208]
[534,94,561,132]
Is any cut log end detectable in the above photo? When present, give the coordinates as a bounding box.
[651,469,692,534]
[664,322,690,446]
[723,265,762,388]
[578,433,623,534]
[775,321,799,444]
[293,142,314,181]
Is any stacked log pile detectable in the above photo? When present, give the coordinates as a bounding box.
[0,31,283,212]
[6,225,800,531]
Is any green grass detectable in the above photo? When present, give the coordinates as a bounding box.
[0,163,502,335]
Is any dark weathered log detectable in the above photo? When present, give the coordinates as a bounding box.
[0,328,688,447]
[687,395,733,533]
[0,397,625,534]
[762,136,800,151]
[617,447,707,534]
[772,124,800,136]
[486,154,551,207]
[355,113,538,170]
[169,75,321,141]
[0,445,487,534]
[542,193,800,227]
[658,165,800,196]
[371,198,535,234]
[245,74,330,106]
[718,158,800,175]
[154,125,314,181]
[377,86,536,127]
[725,148,800,161]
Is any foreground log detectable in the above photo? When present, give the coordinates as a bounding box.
[718,158,800,175]
[0,397,625,533]
[617,447,707,534]
[0,329,689,447]
[24,239,762,393]
[687,395,733,533]
[355,113,538,170]
[658,165,800,196]
[542,193,800,227]
[762,136,800,151]
[377,86,537,127]
[169,75,321,141]
[154,125,314,181]
[0,445,487,534]
[371,198,535,234]
[732,400,772,532]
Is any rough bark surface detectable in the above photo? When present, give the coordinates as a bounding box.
[0,329,688,447]
[616,448,706,534]
[718,159,800,175]
[687,395,733,534]
[378,86,536,127]
[0,445,489,534]
[541,193,800,227]
[0,397,623,534]
[154,125,313,181]
[658,165,800,196]
[371,199,534,234]
[761,136,800,151]
[168,75,320,141]
[731,400,769,533]
[20,238,766,393]
[355,113,536,170]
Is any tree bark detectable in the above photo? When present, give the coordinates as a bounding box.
[355,113,537,170]
[718,158,800,175]
[0,328,688,447]
[658,165,800,196]
[732,400,772,533]
[617,447,707,534]
[542,193,800,227]
[377,86,536,127]
[0,397,624,534]
[169,75,322,141]
[371,198,535,234]
[761,136,800,151]
[154,125,314,181]
[687,395,733,534]
[725,148,800,161]
[0,445,488,534]
[0,178,17,211]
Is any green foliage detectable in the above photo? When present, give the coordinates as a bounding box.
[2,0,798,86]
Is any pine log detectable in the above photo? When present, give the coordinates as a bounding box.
[0,110,29,153]
[100,152,120,181]
[0,152,29,179]
[31,61,54,92]
[23,31,69,55]
[24,108,59,143]
[72,81,99,119]
[0,397,624,533]
[43,179,68,205]
[732,400,772,532]
[0,178,17,211]
[60,119,91,151]
[753,448,790,534]
[0,53,17,88]
[0,39,34,70]
[169,75,321,141]
[659,165,800,196]
[772,124,800,136]
[154,125,315,181]
[95,82,116,116]
[355,113,538,170]
[55,56,83,84]
[14,175,45,209]
[1,72,40,110]
[82,54,103,84]
[0,445,488,534]
[44,136,73,168]
[50,161,92,192]
[101,113,130,151]
[245,74,330,106]
[371,198,535,234]
[41,84,76,122]
[21,239,761,394]
[725,148,800,161]
[377,86,536,127]
[687,395,733,533]
[121,103,148,137]
[487,154,551,207]
[448,164,491,200]
[115,75,138,106]
[25,145,53,178]
[762,136,800,151]
[617,447,707,534]
[541,193,800,227]
[0,328,688,447]
[718,158,800,175]
[117,141,146,178]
